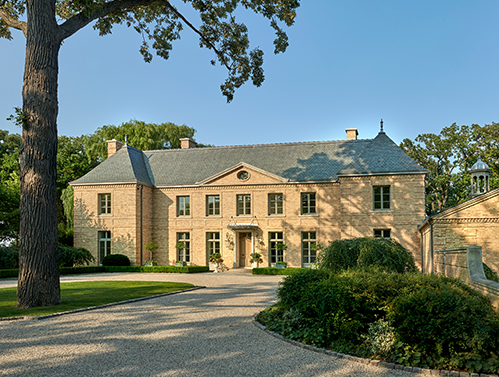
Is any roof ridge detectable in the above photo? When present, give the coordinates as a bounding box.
[143,138,372,153]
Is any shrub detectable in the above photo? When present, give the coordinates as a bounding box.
[483,262,499,283]
[101,254,131,266]
[252,267,307,275]
[266,267,499,373]
[58,246,94,267]
[0,246,19,269]
[104,265,209,273]
[317,237,417,273]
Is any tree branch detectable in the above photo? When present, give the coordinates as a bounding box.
[0,9,27,37]
[160,1,231,71]
[58,0,158,41]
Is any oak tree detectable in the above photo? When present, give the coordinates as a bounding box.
[0,0,299,308]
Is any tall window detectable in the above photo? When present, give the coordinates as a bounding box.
[177,196,190,216]
[269,232,284,264]
[374,229,391,239]
[237,194,251,215]
[268,193,283,215]
[301,193,316,214]
[302,231,317,267]
[177,232,190,262]
[206,195,220,216]
[99,193,111,214]
[98,231,111,265]
[206,232,220,263]
[373,186,390,210]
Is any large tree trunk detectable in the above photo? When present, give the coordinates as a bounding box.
[17,0,61,308]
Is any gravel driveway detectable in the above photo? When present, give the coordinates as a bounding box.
[0,272,420,377]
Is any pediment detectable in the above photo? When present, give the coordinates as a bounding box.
[196,162,289,186]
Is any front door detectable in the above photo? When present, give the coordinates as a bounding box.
[238,232,252,267]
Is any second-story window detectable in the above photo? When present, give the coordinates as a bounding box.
[177,196,190,216]
[237,194,251,215]
[301,193,316,215]
[268,193,283,215]
[373,186,390,210]
[206,195,220,216]
[99,193,111,214]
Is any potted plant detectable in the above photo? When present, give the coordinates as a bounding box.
[145,242,159,262]
[250,252,263,268]
[274,242,288,268]
[276,261,287,269]
[175,242,187,266]
[209,252,224,273]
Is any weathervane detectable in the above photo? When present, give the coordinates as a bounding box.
[380,119,384,133]
[125,135,128,146]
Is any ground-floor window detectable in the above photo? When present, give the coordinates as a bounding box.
[98,231,111,265]
[268,232,284,265]
[374,229,391,239]
[176,232,190,262]
[302,231,317,267]
[206,232,220,263]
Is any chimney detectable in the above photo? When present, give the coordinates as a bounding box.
[106,139,124,158]
[345,128,358,141]
[180,138,197,149]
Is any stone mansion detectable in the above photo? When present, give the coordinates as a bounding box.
[71,126,427,269]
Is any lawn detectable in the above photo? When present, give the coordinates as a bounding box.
[0,281,195,318]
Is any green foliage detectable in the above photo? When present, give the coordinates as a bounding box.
[101,254,131,267]
[483,262,499,283]
[400,122,499,216]
[317,237,417,273]
[388,278,499,372]
[58,223,74,246]
[0,269,18,278]
[264,268,499,373]
[58,246,94,267]
[251,267,306,275]
[104,265,209,273]
[145,242,159,251]
[84,120,198,162]
[0,246,19,269]
[59,266,106,275]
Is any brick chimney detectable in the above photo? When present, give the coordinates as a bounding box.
[180,138,197,149]
[106,139,124,158]
[345,128,358,140]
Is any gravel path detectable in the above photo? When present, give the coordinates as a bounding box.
[0,272,420,377]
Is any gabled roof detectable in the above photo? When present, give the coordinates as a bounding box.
[71,131,426,187]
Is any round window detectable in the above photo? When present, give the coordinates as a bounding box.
[237,171,249,181]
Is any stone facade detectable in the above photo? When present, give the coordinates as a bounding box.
[420,188,499,274]
[72,129,426,268]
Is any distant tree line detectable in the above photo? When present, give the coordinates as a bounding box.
[0,120,204,245]
[400,122,499,216]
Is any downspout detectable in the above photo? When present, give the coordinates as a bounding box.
[430,220,434,275]
[418,224,424,274]
[138,184,144,266]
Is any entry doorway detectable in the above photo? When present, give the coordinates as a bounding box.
[237,232,253,267]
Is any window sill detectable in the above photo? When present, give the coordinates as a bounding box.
[299,213,319,217]
[176,216,192,219]
[266,214,286,218]
[371,209,394,213]
[205,215,222,218]
[98,214,113,217]
[236,214,253,217]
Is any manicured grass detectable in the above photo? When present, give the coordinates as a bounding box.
[0,280,195,318]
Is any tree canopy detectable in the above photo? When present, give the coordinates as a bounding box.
[400,122,499,216]
[1,0,300,308]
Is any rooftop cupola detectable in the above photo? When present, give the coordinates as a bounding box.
[470,156,491,197]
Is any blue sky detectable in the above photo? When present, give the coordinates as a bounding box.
[1,1,498,147]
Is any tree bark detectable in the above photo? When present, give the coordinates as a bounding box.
[17,0,61,308]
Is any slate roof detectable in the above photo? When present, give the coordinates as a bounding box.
[71,131,426,187]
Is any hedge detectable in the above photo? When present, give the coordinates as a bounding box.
[104,266,209,273]
[252,267,308,275]
[0,265,209,278]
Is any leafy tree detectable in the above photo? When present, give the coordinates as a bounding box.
[400,123,499,216]
[84,119,198,162]
[1,0,299,308]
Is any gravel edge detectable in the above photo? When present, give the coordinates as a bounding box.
[251,318,497,377]
[0,286,206,322]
